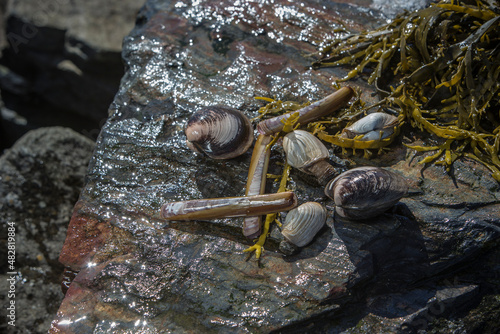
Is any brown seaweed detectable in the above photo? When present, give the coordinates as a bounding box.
[313,0,500,181]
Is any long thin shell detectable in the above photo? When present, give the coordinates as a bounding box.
[243,134,272,238]
[185,106,254,159]
[257,86,354,135]
[161,192,298,220]
[283,130,329,169]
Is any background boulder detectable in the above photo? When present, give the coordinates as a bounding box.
[0,0,143,150]
[0,127,94,333]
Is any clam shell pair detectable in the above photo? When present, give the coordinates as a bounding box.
[185,106,254,159]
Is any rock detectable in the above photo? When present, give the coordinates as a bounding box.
[0,127,95,333]
[0,0,144,150]
[52,0,500,333]
[370,0,433,18]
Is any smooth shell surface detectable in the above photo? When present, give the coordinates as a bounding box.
[243,134,272,239]
[341,112,398,141]
[161,192,298,220]
[325,167,408,220]
[281,202,327,247]
[185,106,254,159]
[283,130,329,170]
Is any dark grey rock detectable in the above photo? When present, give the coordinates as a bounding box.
[0,127,94,334]
[51,0,500,333]
[0,0,144,150]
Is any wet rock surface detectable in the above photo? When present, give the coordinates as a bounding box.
[0,127,94,333]
[52,0,499,333]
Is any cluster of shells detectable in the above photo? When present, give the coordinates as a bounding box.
[162,87,409,256]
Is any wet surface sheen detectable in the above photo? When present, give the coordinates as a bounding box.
[52,1,499,333]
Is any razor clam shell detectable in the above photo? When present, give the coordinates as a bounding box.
[185,106,254,159]
[281,202,327,247]
[161,191,298,220]
[283,130,329,170]
[324,167,408,220]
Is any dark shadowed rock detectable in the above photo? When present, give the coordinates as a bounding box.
[0,127,94,333]
[51,0,500,333]
[0,0,144,150]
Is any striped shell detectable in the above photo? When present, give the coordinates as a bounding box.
[324,167,408,220]
[341,112,398,141]
[185,106,254,159]
[283,130,329,170]
[281,202,326,247]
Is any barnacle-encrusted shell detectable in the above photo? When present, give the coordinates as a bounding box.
[281,202,326,247]
[185,106,254,159]
[324,166,408,220]
[341,112,398,141]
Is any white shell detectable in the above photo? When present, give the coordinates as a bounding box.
[283,130,329,170]
[281,202,327,247]
[342,112,398,141]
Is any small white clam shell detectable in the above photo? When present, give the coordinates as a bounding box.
[281,202,327,247]
[283,130,338,184]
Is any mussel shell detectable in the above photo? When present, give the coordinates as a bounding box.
[324,167,408,220]
[185,106,254,159]
[281,202,326,247]
[283,130,329,170]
